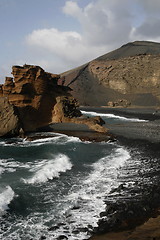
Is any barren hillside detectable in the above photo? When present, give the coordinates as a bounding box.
[61,41,160,107]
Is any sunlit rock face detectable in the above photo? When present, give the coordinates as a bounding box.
[0,64,77,132]
[0,97,20,137]
[0,64,107,136]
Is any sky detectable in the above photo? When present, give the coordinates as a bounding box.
[1,0,160,82]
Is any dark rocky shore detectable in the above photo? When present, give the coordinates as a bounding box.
[29,107,160,240]
[86,107,160,240]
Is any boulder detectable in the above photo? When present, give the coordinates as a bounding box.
[108,99,131,107]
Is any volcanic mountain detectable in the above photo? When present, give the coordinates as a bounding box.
[60,41,160,107]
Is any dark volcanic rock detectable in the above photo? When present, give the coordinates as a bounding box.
[94,184,160,235]
[61,41,160,106]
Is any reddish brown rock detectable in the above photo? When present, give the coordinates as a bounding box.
[0,64,108,135]
[52,96,107,133]
[0,97,20,137]
[0,65,74,131]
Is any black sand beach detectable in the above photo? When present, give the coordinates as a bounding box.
[81,106,160,143]
[49,107,160,240]
[79,107,160,240]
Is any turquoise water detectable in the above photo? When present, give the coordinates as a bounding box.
[0,111,158,240]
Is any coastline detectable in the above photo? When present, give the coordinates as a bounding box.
[38,107,160,240]
[1,106,160,239]
[84,107,160,240]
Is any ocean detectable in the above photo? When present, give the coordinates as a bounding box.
[0,109,159,240]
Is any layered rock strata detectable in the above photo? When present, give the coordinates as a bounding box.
[0,64,107,137]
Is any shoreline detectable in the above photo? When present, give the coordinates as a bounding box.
[86,107,160,240]
[8,106,160,240]
[34,107,160,240]
[89,136,160,240]
[80,106,160,121]
[89,213,160,240]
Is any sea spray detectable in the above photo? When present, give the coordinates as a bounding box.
[22,154,72,184]
[0,186,15,214]
[49,147,131,239]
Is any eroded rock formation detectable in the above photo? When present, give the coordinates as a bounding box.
[0,97,20,137]
[0,64,107,137]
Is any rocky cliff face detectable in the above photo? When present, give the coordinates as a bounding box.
[0,64,107,137]
[0,64,75,132]
[0,97,20,137]
[61,41,160,106]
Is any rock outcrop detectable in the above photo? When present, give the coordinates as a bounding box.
[52,96,107,133]
[0,97,20,137]
[0,64,73,132]
[0,64,107,136]
[61,41,160,106]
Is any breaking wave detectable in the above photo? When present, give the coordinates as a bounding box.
[50,147,131,239]
[0,186,15,214]
[81,110,147,122]
[23,154,72,184]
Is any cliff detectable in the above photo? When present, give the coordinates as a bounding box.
[0,64,107,137]
[61,41,160,107]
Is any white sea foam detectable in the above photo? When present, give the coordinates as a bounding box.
[0,144,131,240]
[0,186,15,214]
[59,146,131,239]
[0,168,4,178]
[20,133,81,147]
[81,110,147,122]
[0,158,30,176]
[29,136,62,143]
[23,154,72,184]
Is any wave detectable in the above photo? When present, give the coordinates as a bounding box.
[0,186,15,214]
[85,147,130,186]
[15,133,81,147]
[0,158,30,177]
[81,110,147,122]
[62,146,130,238]
[23,154,72,184]
[27,134,81,145]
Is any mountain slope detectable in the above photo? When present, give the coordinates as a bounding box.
[60,41,160,107]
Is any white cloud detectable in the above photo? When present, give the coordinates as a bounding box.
[27,28,82,61]
[25,0,160,74]
[63,0,132,46]
[63,0,82,19]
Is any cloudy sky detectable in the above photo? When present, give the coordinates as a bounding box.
[1,0,160,82]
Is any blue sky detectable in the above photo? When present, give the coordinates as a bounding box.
[1,0,160,82]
